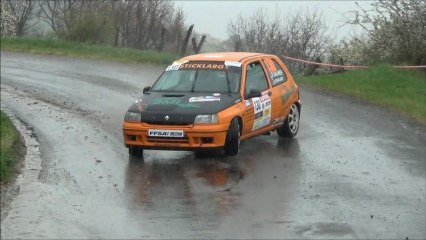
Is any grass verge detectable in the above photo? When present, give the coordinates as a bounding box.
[1,37,177,65]
[0,111,22,183]
[297,65,426,124]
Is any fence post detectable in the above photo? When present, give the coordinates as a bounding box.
[191,35,206,54]
[180,25,194,57]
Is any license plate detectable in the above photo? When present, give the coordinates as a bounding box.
[148,129,184,138]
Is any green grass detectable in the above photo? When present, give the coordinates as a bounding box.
[297,65,426,124]
[1,37,178,65]
[0,111,21,183]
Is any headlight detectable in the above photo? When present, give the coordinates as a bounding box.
[124,112,142,122]
[194,114,218,124]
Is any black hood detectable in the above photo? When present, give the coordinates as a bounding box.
[128,92,241,124]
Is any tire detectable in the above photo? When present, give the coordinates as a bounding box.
[224,118,240,156]
[129,146,143,158]
[277,103,300,138]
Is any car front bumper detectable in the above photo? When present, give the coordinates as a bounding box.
[123,122,230,150]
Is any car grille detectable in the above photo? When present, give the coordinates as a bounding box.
[141,113,195,125]
[143,121,192,125]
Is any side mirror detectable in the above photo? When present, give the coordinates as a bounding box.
[246,89,261,99]
[143,86,151,94]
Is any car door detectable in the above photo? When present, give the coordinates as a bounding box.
[241,59,273,136]
[263,57,292,124]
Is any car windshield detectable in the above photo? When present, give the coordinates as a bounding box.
[151,62,241,93]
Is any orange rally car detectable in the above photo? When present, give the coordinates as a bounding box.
[123,52,301,156]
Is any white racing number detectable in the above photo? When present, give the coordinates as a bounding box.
[251,94,272,131]
[165,64,180,71]
[253,98,262,113]
[165,60,188,71]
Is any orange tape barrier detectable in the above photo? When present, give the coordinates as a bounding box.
[281,54,426,69]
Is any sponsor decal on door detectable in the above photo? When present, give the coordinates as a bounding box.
[251,94,272,131]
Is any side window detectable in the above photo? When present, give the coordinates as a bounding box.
[270,59,287,86]
[244,61,269,97]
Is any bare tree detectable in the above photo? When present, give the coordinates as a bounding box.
[283,9,330,73]
[166,6,186,53]
[227,8,330,74]
[38,0,78,36]
[36,0,187,52]
[104,0,186,52]
[5,0,35,36]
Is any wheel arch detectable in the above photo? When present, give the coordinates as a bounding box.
[295,100,301,115]
[295,90,301,113]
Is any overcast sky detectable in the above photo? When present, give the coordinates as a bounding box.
[176,1,374,41]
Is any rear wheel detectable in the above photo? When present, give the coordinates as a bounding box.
[277,103,300,138]
[129,146,143,158]
[224,118,240,156]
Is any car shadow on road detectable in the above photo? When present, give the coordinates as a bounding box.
[124,136,301,196]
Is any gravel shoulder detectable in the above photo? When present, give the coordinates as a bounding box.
[0,109,27,222]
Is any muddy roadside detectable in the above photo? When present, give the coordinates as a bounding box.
[0,109,40,222]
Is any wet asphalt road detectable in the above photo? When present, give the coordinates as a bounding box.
[1,51,425,239]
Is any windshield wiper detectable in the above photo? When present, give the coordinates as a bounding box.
[225,69,232,94]
[191,70,199,92]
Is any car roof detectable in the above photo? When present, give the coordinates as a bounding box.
[179,52,271,62]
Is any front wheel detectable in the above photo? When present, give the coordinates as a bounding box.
[224,118,240,156]
[277,103,300,138]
